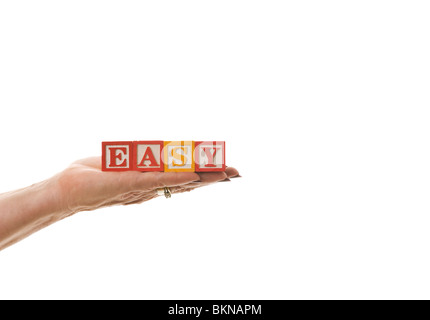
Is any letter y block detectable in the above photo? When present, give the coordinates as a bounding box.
[195,141,225,172]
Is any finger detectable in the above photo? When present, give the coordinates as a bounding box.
[154,177,231,199]
[72,156,102,169]
[123,193,158,205]
[225,166,240,178]
[134,171,201,190]
[196,171,228,183]
[180,169,239,188]
[169,185,199,195]
[152,185,197,199]
[170,185,196,194]
[180,181,206,188]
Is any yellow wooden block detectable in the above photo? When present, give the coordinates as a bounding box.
[163,141,195,172]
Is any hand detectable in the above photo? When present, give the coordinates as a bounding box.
[0,156,240,250]
[56,156,240,214]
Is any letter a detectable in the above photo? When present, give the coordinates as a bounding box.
[138,146,159,167]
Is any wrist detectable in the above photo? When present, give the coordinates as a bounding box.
[0,176,72,250]
[44,173,75,219]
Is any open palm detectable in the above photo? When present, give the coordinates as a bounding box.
[56,156,240,214]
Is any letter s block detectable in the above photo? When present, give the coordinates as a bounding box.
[195,141,225,172]
[164,141,195,172]
[133,141,164,171]
[102,141,133,171]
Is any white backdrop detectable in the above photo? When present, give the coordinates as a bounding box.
[0,1,430,300]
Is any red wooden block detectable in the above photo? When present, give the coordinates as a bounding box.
[133,141,164,171]
[195,141,225,172]
[102,141,134,171]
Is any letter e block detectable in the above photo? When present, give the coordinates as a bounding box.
[133,141,164,171]
[164,141,195,172]
[195,141,225,172]
[102,141,133,171]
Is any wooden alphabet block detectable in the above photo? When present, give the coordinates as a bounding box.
[195,141,226,172]
[102,141,134,171]
[132,141,164,171]
[163,141,195,172]
[102,140,226,172]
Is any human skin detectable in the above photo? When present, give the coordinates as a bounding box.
[0,157,240,251]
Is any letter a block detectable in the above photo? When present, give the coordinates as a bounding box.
[133,141,164,171]
[195,141,226,172]
[102,141,133,171]
[164,141,195,172]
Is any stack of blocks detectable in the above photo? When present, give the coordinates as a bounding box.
[102,141,225,172]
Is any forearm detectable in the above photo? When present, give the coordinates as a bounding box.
[0,176,68,251]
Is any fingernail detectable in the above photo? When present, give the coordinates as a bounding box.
[219,178,231,182]
[230,175,242,179]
